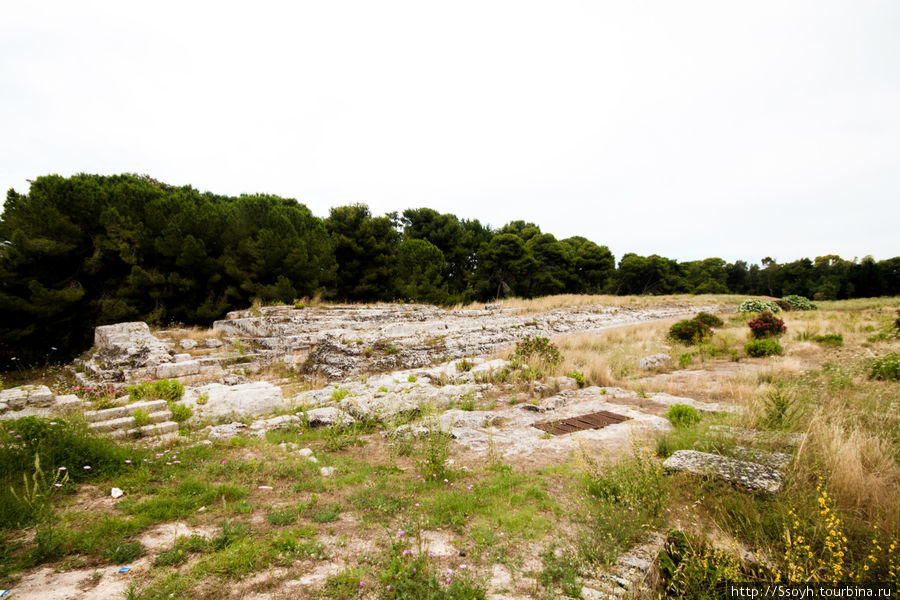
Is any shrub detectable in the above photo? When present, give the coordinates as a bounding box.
[692,312,723,328]
[514,336,561,366]
[747,312,786,339]
[668,319,712,345]
[868,352,900,381]
[744,339,784,358]
[782,295,817,311]
[455,358,473,372]
[738,299,781,313]
[812,334,843,347]
[664,404,701,428]
[168,402,193,423]
[567,370,585,388]
[132,408,150,428]
[127,379,184,403]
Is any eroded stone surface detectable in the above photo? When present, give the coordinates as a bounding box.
[183,382,283,420]
[640,353,672,370]
[663,449,783,493]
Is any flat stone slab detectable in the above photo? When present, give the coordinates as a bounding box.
[663,450,783,493]
[0,385,54,410]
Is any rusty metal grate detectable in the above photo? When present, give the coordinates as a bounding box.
[532,410,630,436]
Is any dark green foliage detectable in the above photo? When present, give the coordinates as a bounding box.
[868,352,900,381]
[513,336,562,365]
[668,319,712,345]
[664,404,701,428]
[311,503,342,523]
[692,312,723,328]
[744,339,784,357]
[1,174,334,361]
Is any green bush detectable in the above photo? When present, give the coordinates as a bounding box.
[782,295,817,311]
[168,402,193,423]
[514,336,562,366]
[132,408,151,428]
[664,404,701,428]
[455,358,473,372]
[567,370,585,387]
[738,299,781,313]
[668,319,712,345]
[868,352,900,381]
[127,379,184,403]
[812,334,843,347]
[692,312,723,328]
[744,339,784,358]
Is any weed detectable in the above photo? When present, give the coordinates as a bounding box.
[332,387,351,401]
[456,358,473,372]
[416,430,451,481]
[539,544,582,598]
[132,408,151,428]
[658,530,742,599]
[312,503,342,523]
[458,391,476,411]
[665,404,701,428]
[567,370,585,387]
[266,508,297,526]
[514,336,562,366]
[868,352,900,381]
[407,375,417,383]
[168,402,192,423]
[745,339,784,357]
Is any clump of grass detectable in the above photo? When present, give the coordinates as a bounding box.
[266,508,297,526]
[658,530,743,599]
[103,540,145,564]
[812,333,843,347]
[378,540,486,599]
[456,358,473,372]
[539,544,582,598]
[331,387,351,401]
[567,370,585,387]
[168,402,193,423]
[416,430,451,481]
[664,404,701,428]
[132,408,151,428]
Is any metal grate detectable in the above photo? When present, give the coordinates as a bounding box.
[532,410,630,436]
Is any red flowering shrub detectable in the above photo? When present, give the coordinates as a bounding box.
[669,319,712,345]
[747,312,786,339]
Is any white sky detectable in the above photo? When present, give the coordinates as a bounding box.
[1,1,898,264]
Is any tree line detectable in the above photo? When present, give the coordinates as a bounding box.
[1,174,897,362]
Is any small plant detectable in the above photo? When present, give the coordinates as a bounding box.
[416,430,451,481]
[266,509,297,526]
[669,319,712,345]
[456,358,473,372]
[744,339,784,357]
[678,353,693,369]
[377,385,389,393]
[127,379,184,403]
[692,312,724,328]
[331,387,350,401]
[458,391,476,411]
[196,392,209,406]
[311,503,342,523]
[407,375,417,383]
[664,404,701,428]
[747,311,786,339]
[567,370,586,388]
[169,402,193,423]
[539,544,582,597]
[132,408,151,428]
[762,384,801,429]
[782,294,817,311]
[812,333,843,347]
[738,298,782,313]
[658,530,742,598]
[868,352,900,381]
[514,336,562,366]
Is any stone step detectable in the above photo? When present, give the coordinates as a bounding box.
[109,420,179,439]
[85,400,169,423]
[89,410,172,433]
[663,449,783,494]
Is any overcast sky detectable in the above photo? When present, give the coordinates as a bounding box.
[1,1,898,264]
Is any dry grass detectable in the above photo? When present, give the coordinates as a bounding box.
[455,293,745,313]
